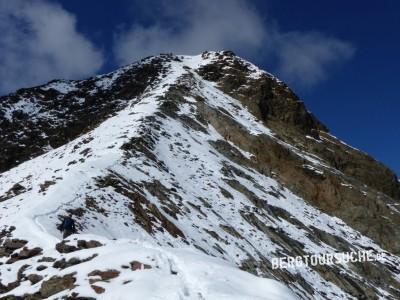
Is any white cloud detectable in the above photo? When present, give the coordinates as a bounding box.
[114,0,355,86]
[0,0,103,94]
[272,31,355,86]
[114,0,267,65]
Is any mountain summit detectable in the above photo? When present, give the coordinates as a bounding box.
[0,51,399,299]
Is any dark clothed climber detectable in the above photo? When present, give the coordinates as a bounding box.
[59,215,76,239]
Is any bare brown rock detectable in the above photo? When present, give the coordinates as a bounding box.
[55,241,78,253]
[130,260,152,271]
[88,269,120,282]
[27,274,43,285]
[91,284,105,294]
[39,273,76,298]
[53,254,97,270]
[76,239,102,249]
[6,247,42,264]
[0,239,27,258]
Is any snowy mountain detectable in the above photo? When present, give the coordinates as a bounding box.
[0,51,399,300]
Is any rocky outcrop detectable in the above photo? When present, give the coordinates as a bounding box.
[130,261,152,271]
[192,51,400,254]
[39,273,76,298]
[198,51,399,201]
[198,51,328,137]
[88,269,120,282]
[55,240,102,254]
[96,174,186,239]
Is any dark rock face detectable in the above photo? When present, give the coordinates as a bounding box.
[0,56,167,174]
[199,53,400,199]
[194,52,400,254]
[198,51,400,201]
[198,51,328,137]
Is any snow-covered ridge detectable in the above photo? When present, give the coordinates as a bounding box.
[0,55,295,299]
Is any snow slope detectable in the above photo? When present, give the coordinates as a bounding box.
[0,235,296,300]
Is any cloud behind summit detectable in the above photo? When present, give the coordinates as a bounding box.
[0,0,354,93]
[114,0,355,86]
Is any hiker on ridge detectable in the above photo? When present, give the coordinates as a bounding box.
[59,214,76,239]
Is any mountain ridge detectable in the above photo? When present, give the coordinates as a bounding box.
[0,51,399,299]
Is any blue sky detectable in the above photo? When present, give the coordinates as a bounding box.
[0,0,398,175]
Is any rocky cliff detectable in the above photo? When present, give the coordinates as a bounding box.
[0,51,399,300]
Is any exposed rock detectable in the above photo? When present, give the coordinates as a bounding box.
[0,296,26,300]
[17,247,42,259]
[53,254,97,269]
[27,274,43,285]
[6,247,42,264]
[37,256,56,262]
[96,174,185,239]
[17,264,30,281]
[0,183,26,202]
[0,280,20,294]
[130,260,152,271]
[63,293,96,300]
[3,239,27,251]
[36,265,47,271]
[91,284,105,294]
[88,269,120,283]
[76,240,102,249]
[0,226,16,240]
[38,180,56,193]
[84,197,108,216]
[55,239,102,254]
[55,241,78,253]
[0,239,27,257]
[39,273,76,298]
[194,83,400,254]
